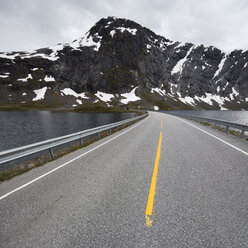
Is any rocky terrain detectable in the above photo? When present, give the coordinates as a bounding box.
[0,16,248,111]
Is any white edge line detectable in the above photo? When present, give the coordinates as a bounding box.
[0,116,149,201]
[177,117,248,156]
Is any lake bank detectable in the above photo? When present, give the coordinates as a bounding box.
[0,103,137,113]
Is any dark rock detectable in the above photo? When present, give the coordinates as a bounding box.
[0,16,247,110]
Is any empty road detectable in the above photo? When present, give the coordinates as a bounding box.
[0,111,248,247]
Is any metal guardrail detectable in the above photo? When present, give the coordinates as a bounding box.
[0,113,148,165]
[168,113,248,139]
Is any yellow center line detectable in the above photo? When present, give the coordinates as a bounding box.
[145,131,163,227]
[161,119,163,129]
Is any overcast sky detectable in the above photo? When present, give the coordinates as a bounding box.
[0,0,248,52]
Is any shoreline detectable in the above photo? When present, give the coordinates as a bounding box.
[0,104,144,114]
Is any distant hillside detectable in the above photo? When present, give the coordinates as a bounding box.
[0,16,248,110]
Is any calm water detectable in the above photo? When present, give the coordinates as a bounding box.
[0,111,137,152]
[164,110,248,125]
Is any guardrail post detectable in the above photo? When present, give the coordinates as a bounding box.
[117,126,119,131]
[109,128,111,135]
[98,132,101,139]
[225,125,229,134]
[49,148,55,160]
[80,138,83,146]
[240,129,245,139]
[214,123,217,129]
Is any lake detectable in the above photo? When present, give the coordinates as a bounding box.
[1,110,247,153]
[0,111,137,152]
[163,110,248,125]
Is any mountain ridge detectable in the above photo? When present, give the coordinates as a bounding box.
[0,16,248,110]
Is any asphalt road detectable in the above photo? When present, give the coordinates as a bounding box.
[0,111,248,248]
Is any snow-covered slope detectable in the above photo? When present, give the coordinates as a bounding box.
[0,16,248,110]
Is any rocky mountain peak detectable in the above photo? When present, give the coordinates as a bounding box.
[89,16,143,36]
[0,17,248,111]
[72,17,172,54]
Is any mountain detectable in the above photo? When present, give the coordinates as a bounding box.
[0,16,248,111]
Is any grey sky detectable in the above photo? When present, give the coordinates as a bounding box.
[0,0,248,52]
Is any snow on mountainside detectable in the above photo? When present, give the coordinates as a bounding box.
[0,16,248,110]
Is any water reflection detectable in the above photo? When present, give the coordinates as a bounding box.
[0,111,136,151]
[165,110,248,125]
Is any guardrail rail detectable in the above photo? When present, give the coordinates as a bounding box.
[0,113,148,166]
[167,112,248,139]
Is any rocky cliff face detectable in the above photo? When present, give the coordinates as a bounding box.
[0,16,248,110]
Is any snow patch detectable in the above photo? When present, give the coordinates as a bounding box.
[151,87,166,96]
[33,87,47,101]
[76,99,82,105]
[232,87,239,96]
[116,27,137,35]
[159,40,169,51]
[120,87,141,104]
[171,45,194,74]
[17,74,32,82]
[2,36,96,60]
[229,87,239,100]
[213,55,227,78]
[110,30,116,37]
[154,106,159,111]
[0,73,9,78]
[177,93,195,106]
[44,75,55,82]
[223,81,229,91]
[79,34,101,51]
[22,51,59,61]
[22,92,27,96]
[220,106,228,110]
[61,88,89,99]
[174,42,186,49]
[177,92,230,109]
[0,52,20,59]
[95,91,114,102]
[195,94,229,106]
[170,83,177,94]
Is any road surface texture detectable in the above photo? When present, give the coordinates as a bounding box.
[0,112,248,248]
